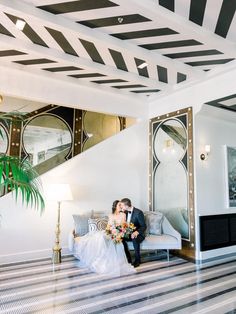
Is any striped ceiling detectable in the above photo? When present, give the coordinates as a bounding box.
[205,93,236,112]
[0,0,235,98]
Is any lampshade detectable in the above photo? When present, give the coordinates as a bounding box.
[44,183,73,201]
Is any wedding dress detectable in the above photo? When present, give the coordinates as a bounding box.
[74,213,136,276]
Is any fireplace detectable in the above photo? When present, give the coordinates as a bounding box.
[200,214,236,251]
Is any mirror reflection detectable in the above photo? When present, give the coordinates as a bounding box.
[153,118,189,239]
[23,115,72,174]
[82,112,121,151]
[0,125,8,196]
[0,125,8,154]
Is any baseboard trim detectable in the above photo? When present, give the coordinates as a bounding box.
[195,251,236,265]
[0,247,71,266]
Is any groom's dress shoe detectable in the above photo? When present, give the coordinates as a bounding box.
[132,261,140,268]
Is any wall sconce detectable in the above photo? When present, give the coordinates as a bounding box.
[162,139,174,153]
[165,139,173,148]
[200,145,211,160]
[162,140,175,153]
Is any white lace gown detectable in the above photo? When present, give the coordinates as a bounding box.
[73,214,136,277]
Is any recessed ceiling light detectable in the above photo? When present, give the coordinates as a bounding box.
[117,17,123,23]
[16,19,26,31]
[137,62,148,69]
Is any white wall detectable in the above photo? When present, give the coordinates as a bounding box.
[0,121,149,264]
[195,106,236,260]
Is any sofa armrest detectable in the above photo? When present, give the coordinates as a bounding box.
[68,230,75,252]
[162,217,181,245]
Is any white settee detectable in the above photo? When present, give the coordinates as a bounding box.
[127,216,181,261]
[69,212,182,261]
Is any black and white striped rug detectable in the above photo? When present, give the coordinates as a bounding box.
[1,255,236,313]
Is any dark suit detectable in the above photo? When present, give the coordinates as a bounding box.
[123,207,146,263]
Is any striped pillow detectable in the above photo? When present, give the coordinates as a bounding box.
[88,218,108,232]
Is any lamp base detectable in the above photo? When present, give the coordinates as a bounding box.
[52,248,61,264]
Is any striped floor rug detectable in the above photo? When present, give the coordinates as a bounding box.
[1,255,236,313]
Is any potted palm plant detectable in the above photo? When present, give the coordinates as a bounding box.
[0,112,45,214]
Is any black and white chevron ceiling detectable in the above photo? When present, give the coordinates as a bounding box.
[0,0,235,98]
[206,93,236,112]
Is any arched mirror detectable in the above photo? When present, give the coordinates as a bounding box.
[153,118,189,239]
[0,124,9,196]
[150,108,195,258]
[23,114,72,175]
[0,124,9,154]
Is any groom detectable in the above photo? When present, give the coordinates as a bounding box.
[120,198,146,268]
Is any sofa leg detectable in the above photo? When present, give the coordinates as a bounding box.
[167,249,169,262]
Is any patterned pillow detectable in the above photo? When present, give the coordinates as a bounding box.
[73,214,91,237]
[145,212,164,235]
[88,217,108,232]
[91,210,108,218]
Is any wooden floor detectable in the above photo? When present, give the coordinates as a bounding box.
[1,254,236,313]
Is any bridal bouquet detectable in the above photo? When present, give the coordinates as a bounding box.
[105,222,136,244]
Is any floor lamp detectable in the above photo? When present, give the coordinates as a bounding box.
[46,183,73,264]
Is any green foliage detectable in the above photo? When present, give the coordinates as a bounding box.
[0,155,45,214]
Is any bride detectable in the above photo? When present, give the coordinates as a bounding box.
[73,200,135,276]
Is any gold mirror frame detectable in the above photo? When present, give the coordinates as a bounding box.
[149,107,195,260]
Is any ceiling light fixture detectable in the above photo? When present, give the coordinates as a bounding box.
[138,62,148,69]
[15,19,26,31]
[117,17,124,23]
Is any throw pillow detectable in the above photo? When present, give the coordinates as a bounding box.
[145,211,164,235]
[88,217,108,232]
[73,214,91,237]
[91,210,108,219]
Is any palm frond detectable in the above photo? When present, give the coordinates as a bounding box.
[0,155,45,214]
